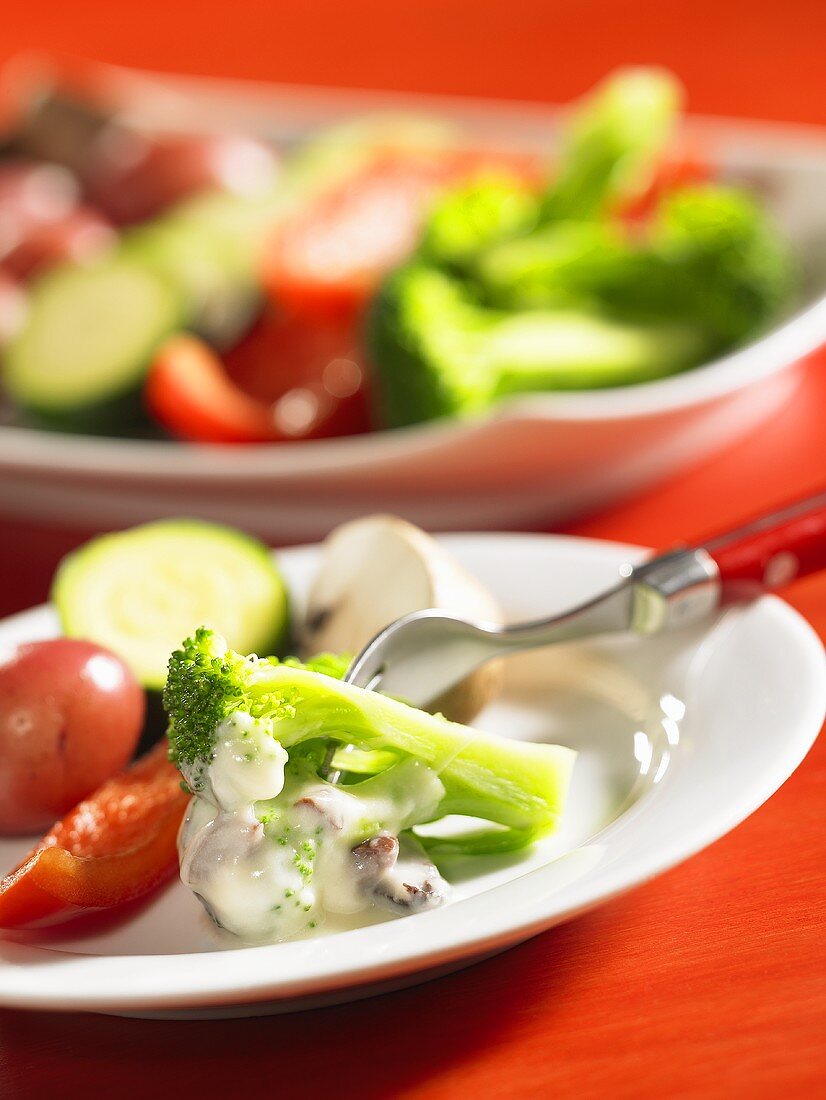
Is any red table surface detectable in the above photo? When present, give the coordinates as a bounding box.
[0,3,825,1097]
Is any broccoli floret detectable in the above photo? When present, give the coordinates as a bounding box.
[368,264,495,425]
[163,628,247,772]
[419,175,540,271]
[366,69,792,428]
[163,627,347,776]
[368,262,705,425]
[542,67,682,222]
[476,186,792,349]
[165,628,574,844]
[638,184,794,345]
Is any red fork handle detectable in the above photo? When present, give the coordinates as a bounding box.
[696,490,826,604]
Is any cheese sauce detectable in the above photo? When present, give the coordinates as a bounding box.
[178,714,450,941]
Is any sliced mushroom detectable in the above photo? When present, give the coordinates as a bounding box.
[302,514,504,724]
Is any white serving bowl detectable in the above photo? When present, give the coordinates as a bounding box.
[0,65,824,539]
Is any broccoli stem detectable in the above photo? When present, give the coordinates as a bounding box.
[541,67,682,222]
[246,664,575,838]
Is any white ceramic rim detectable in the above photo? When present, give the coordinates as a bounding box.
[0,533,822,1013]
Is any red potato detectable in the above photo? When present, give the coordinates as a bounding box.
[0,161,81,266]
[0,160,114,280]
[86,131,279,224]
[2,205,115,280]
[0,160,79,225]
[0,639,145,835]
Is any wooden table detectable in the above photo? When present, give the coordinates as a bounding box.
[0,2,824,1096]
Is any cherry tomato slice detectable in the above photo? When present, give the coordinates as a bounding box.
[262,149,541,323]
[0,741,189,930]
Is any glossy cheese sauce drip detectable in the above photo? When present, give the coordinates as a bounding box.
[177,712,450,941]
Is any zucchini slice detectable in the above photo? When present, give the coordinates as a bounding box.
[3,258,183,416]
[52,520,290,690]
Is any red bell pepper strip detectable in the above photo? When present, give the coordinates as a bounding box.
[145,334,279,444]
[146,320,371,445]
[0,741,189,930]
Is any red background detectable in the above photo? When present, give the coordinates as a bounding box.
[0,2,825,1097]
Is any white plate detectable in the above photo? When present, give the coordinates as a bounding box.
[1,65,825,537]
[0,533,822,1017]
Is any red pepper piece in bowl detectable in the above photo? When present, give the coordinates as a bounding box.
[146,317,371,445]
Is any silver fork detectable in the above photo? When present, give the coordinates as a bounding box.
[323,491,826,778]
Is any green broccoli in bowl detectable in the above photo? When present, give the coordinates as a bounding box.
[369,264,706,427]
[367,67,794,428]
